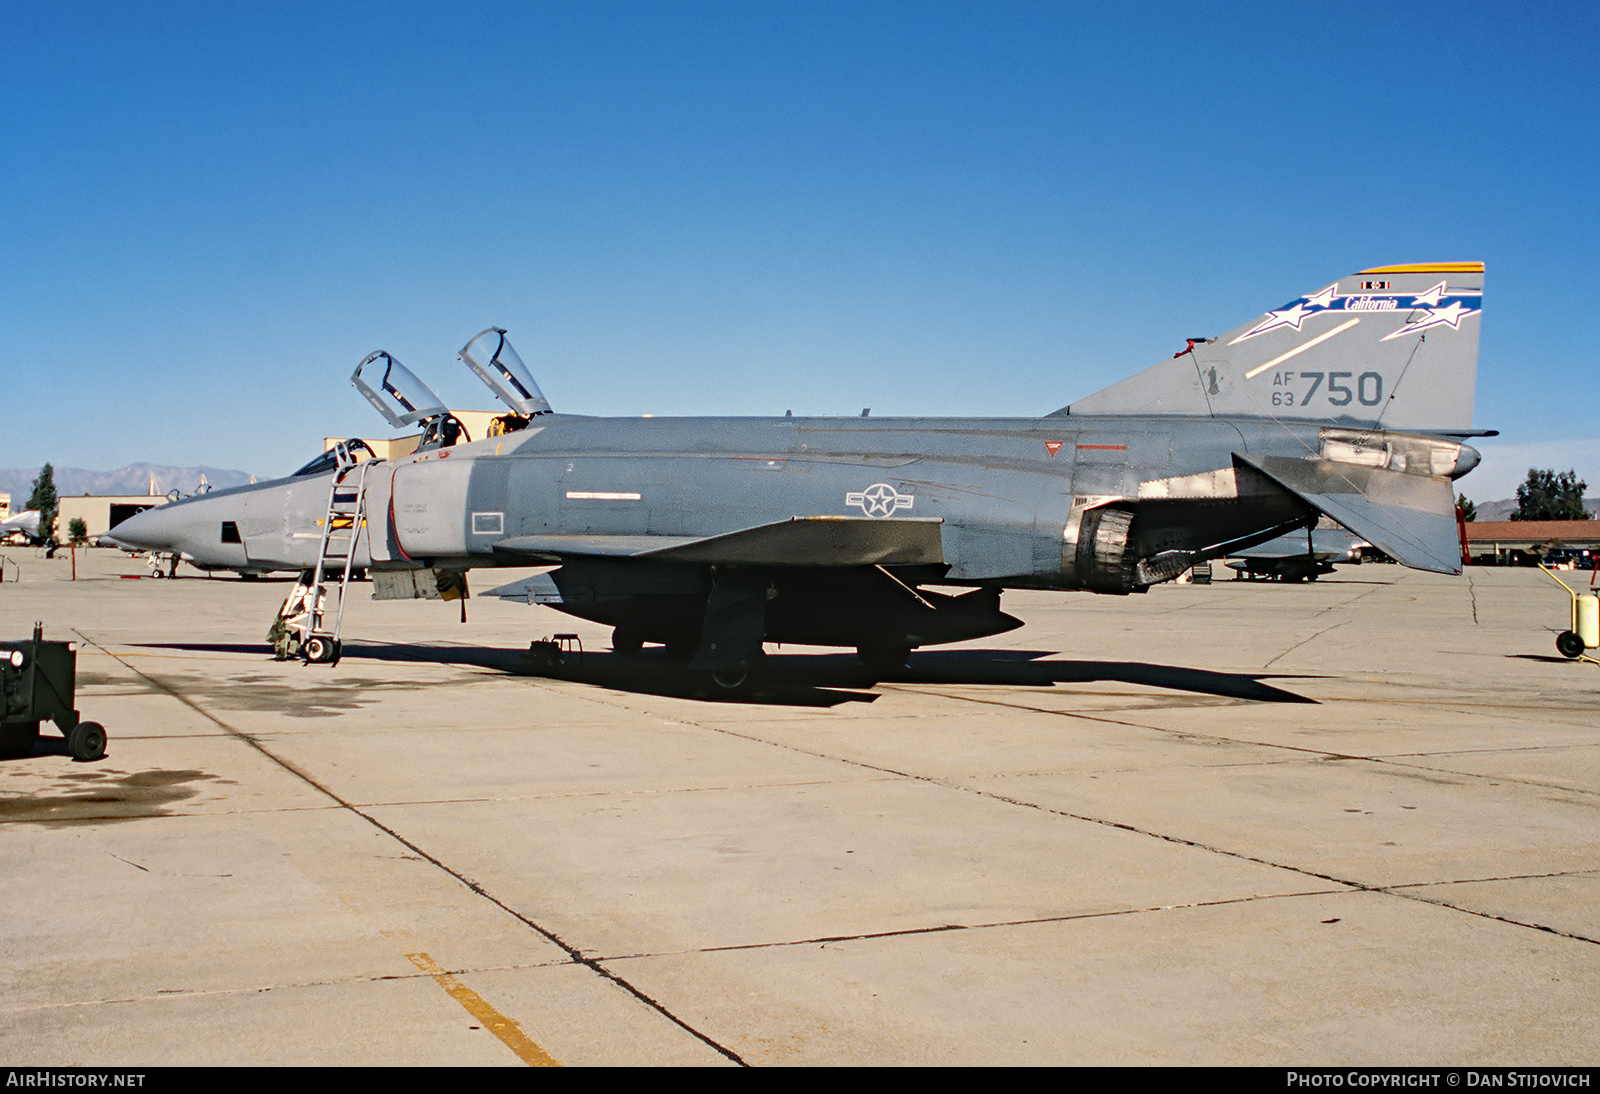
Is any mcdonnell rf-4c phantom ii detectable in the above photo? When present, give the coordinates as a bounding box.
[107,263,1488,685]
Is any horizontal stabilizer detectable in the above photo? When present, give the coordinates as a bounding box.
[1235,452,1461,574]
[493,516,946,567]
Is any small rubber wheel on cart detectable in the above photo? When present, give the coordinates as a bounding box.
[304,636,342,665]
[1556,630,1587,659]
[0,721,40,760]
[68,721,107,762]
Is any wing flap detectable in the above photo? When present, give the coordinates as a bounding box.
[493,516,945,567]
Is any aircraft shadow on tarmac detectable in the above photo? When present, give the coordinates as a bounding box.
[137,643,1318,707]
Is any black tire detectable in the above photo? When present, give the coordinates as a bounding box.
[1556,631,1586,659]
[0,721,40,760]
[305,636,340,664]
[709,651,765,693]
[68,721,107,762]
[710,667,749,690]
[612,627,644,656]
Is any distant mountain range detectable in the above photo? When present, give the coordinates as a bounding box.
[0,464,255,502]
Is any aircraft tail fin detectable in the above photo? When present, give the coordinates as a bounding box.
[1058,263,1483,431]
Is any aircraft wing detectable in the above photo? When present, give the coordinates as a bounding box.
[492,515,946,567]
[1234,452,1461,574]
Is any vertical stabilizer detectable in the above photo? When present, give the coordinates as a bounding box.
[1059,263,1483,430]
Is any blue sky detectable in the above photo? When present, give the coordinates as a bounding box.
[3,1,1596,500]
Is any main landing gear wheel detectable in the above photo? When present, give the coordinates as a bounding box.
[708,652,765,694]
[304,636,342,665]
[612,627,644,656]
[710,667,749,690]
[68,721,107,762]
[1556,630,1587,660]
[0,721,39,760]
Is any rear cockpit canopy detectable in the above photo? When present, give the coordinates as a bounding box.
[459,328,551,417]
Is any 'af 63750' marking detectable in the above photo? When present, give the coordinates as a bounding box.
[1269,370,1384,408]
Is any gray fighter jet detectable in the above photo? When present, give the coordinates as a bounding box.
[107,263,1487,683]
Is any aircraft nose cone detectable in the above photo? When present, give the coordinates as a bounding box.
[102,503,179,551]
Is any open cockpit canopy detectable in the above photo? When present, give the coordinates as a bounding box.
[351,351,449,429]
[459,328,551,416]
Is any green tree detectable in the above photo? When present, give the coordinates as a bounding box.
[25,462,58,542]
[1512,468,1588,521]
[67,517,88,545]
[1456,494,1476,522]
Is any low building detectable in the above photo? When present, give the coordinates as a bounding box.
[1464,520,1600,565]
[57,494,169,544]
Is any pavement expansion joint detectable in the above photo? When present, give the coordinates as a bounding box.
[600,888,1358,963]
[1370,886,1600,947]
[1262,620,1351,669]
[1373,755,1600,798]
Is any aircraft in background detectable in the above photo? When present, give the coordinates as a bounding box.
[106,264,1489,684]
[0,510,44,546]
[1225,526,1371,582]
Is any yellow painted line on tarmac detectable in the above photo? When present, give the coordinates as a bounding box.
[406,952,561,1067]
